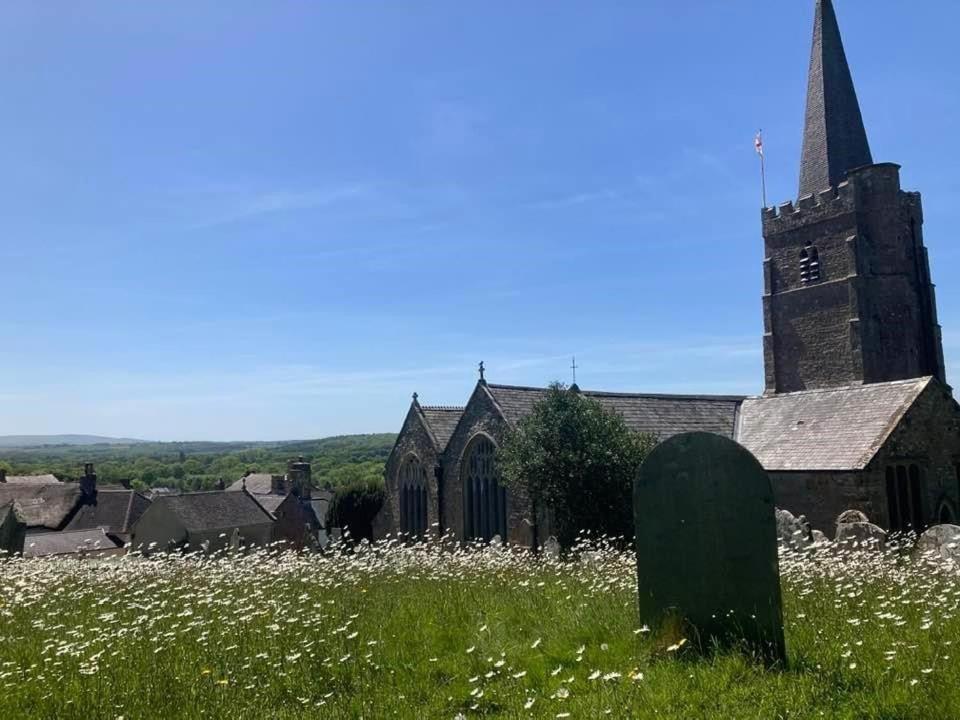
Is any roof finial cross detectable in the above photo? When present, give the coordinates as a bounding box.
[478,361,485,382]
[571,356,578,385]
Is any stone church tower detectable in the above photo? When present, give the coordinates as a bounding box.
[761,0,946,394]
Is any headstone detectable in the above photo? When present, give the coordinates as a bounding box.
[0,502,26,557]
[835,521,886,549]
[543,536,561,558]
[634,432,786,665]
[775,508,813,550]
[915,524,960,563]
[835,509,869,536]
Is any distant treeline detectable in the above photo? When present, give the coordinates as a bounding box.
[0,434,397,492]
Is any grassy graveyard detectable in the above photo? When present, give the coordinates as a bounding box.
[1,537,958,719]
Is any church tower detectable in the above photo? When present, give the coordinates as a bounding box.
[761,0,945,394]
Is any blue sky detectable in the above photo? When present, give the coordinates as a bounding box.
[1,1,959,441]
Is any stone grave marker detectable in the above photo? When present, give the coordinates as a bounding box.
[634,432,786,664]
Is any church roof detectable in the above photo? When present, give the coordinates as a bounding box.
[149,491,274,534]
[736,377,930,471]
[798,0,873,197]
[484,384,744,440]
[420,406,465,451]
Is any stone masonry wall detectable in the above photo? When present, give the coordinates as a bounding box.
[383,406,442,538]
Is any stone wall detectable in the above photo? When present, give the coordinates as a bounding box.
[382,404,442,538]
[441,384,534,547]
[769,470,879,533]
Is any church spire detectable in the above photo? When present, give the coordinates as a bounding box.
[798,0,873,198]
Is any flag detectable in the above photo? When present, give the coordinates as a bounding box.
[755,131,764,157]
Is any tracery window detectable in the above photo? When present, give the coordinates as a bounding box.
[800,243,821,284]
[399,456,428,538]
[463,436,507,542]
[885,463,926,532]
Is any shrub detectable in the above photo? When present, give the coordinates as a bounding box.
[327,477,385,542]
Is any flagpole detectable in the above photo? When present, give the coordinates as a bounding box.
[757,129,768,209]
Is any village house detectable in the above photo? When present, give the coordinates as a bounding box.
[130,490,275,554]
[381,0,960,541]
[0,464,152,556]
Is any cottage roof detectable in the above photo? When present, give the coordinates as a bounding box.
[24,527,121,558]
[0,484,82,529]
[484,384,745,440]
[152,491,274,533]
[420,406,465,451]
[64,489,152,535]
[736,377,930,471]
[250,494,285,514]
[3,474,60,485]
[226,473,275,494]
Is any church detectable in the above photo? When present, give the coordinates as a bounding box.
[380,0,960,542]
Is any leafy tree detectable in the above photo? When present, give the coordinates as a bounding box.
[327,478,385,543]
[499,383,656,549]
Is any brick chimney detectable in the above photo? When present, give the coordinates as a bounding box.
[270,475,286,494]
[79,463,97,499]
[287,456,312,501]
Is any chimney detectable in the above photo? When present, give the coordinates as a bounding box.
[0,469,6,483]
[80,463,97,499]
[287,456,312,501]
[270,475,286,494]
[215,477,225,491]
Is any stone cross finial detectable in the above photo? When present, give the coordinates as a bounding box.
[478,361,485,382]
[412,392,419,402]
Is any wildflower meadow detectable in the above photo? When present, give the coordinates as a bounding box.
[1,535,958,719]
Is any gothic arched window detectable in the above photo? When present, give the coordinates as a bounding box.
[800,243,821,284]
[399,456,428,538]
[885,463,927,533]
[463,436,507,542]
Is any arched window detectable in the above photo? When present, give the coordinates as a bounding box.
[800,243,821,284]
[938,500,955,525]
[463,436,507,542]
[399,456,428,538]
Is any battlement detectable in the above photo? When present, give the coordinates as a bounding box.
[762,163,903,235]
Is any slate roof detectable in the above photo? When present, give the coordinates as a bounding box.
[0,484,82,529]
[226,473,275,494]
[736,377,930,471]
[798,0,872,197]
[152,491,274,533]
[420,406,465,451]
[3,474,60,485]
[251,495,285,514]
[484,384,745,440]
[24,528,121,558]
[64,490,152,536]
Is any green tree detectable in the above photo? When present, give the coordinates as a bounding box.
[328,478,385,543]
[499,383,656,549]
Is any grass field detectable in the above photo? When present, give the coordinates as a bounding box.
[1,536,958,719]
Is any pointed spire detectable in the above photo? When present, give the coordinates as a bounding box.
[798,0,873,197]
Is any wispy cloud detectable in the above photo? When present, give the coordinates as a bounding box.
[188,183,373,229]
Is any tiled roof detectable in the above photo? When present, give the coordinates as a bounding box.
[226,473,275,494]
[420,406,465,451]
[0,484,82,529]
[64,490,151,535]
[736,377,930,471]
[152,491,274,533]
[24,528,121,558]
[484,384,744,440]
[3,474,60,485]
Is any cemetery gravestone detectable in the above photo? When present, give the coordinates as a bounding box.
[0,501,26,557]
[634,432,786,665]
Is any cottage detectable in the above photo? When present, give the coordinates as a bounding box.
[130,490,274,554]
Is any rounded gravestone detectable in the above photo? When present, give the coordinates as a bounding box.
[634,432,786,665]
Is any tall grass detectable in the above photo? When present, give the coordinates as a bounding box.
[1,535,958,719]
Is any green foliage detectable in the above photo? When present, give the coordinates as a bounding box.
[328,477,385,542]
[0,434,395,493]
[499,383,656,548]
